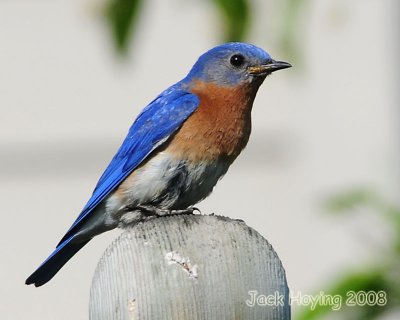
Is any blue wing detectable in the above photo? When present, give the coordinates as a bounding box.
[26,84,199,286]
[58,85,199,245]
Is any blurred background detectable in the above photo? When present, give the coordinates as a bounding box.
[0,0,399,319]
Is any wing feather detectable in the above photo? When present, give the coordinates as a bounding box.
[57,86,199,245]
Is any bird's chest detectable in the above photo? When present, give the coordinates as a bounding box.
[166,82,256,163]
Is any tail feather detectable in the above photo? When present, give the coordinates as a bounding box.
[25,236,90,287]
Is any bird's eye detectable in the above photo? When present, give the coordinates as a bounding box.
[230,54,245,68]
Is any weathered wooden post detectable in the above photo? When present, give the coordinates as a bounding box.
[89,214,290,319]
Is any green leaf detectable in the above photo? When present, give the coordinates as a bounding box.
[296,270,392,320]
[212,0,250,42]
[104,0,143,55]
[325,189,376,213]
[277,0,308,65]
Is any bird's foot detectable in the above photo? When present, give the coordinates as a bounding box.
[118,205,201,228]
[170,207,201,215]
[136,205,169,216]
[136,205,200,217]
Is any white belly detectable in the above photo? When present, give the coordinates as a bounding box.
[105,152,231,222]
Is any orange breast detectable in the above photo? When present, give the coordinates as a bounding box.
[165,80,259,163]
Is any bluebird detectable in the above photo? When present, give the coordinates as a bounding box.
[26,42,291,286]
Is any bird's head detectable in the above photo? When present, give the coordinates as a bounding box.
[185,42,291,87]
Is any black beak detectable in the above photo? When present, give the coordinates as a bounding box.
[248,59,292,76]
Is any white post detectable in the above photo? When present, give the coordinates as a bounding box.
[89,214,290,320]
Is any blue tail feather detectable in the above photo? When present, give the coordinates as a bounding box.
[25,236,90,287]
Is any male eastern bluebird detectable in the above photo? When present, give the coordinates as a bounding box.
[26,42,291,286]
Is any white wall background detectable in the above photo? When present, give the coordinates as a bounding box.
[0,0,398,319]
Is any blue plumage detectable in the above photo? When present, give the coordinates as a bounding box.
[58,86,199,245]
[26,85,199,286]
